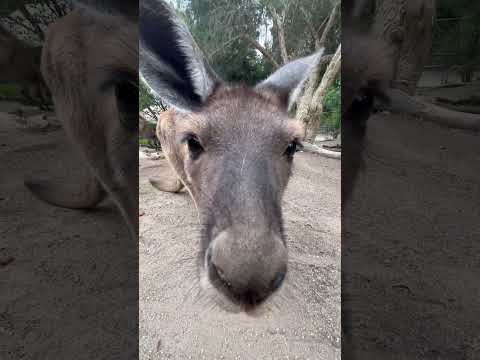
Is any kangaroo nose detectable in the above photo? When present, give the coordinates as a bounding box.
[207,231,287,307]
[209,259,287,306]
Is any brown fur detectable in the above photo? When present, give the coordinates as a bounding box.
[152,84,305,309]
[139,113,160,149]
[26,9,139,237]
[154,85,305,200]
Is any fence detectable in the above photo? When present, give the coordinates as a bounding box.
[428,16,479,68]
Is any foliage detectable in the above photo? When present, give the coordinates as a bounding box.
[184,0,271,83]
[434,0,480,68]
[139,138,149,147]
[0,84,21,99]
[139,79,167,120]
[175,0,338,81]
[276,0,340,56]
[321,77,340,136]
[169,0,341,136]
[139,80,156,112]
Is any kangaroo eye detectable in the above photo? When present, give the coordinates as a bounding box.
[284,140,302,158]
[183,134,204,160]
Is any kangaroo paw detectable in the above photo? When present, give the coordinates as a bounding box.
[149,177,184,193]
[25,176,106,209]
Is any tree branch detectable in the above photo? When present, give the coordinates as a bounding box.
[44,1,63,18]
[302,142,341,159]
[314,16,329,46]
[208,35,242,58]
[50,0,69,17]
[269,5,289,64]
[289,54,334,111]
[312,44,341,106]
[18,4,45,41]
[381,88,480,131]
[300,5,322,42]
[3,15,37,40]
[240,33,279,69]
[317,2,339,49]
[297,44,341,142]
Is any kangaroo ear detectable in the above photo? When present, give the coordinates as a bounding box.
[256,49,324,110]
[71,0,138,20]
[139,0,220,112]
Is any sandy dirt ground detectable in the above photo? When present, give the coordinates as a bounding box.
[139,151,341,359]
[344,109,480,359]
[0,101,136,359]
[0,98,340,359]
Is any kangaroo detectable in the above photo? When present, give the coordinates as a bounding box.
[25,1,139,238]
[341,0,396,203]
[0,26,49,108]
[341,1,398,355]
[139,113,161,149]
[140,0,323,310]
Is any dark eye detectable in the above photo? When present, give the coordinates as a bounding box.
[284,140,302,158]
[183,134,204,160]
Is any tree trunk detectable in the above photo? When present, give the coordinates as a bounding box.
[373,0,436,95]
[297,44,341,143]
[18,4,45,41]
[316,2,339,49]
[270,6,289,64]
[381,88,480,131]
[4,15,37,39]
[50,0,69,17]
[240,33,279,69]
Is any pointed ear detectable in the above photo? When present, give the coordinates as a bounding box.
[139,0,220,112]
[256,49,324,110]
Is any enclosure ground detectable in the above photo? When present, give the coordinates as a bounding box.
[0,102,135,359]
[345,110,480,359]
[139,151,341,359]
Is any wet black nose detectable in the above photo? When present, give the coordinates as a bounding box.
[207,251,287,307]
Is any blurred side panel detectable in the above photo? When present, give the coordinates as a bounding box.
[342,0,480,358]
[0,1,138,359]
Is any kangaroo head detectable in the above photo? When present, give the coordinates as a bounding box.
[140,0,323,310]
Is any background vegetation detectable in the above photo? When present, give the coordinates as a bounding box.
[140,0,341,138]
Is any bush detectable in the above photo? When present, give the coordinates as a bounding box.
[0,84,21,99]
[139,80,157,112]
[321,77,341,137]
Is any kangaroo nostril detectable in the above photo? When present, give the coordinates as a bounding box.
[272,271,286,291]
[206,249,212,266]
[209,260,232,288]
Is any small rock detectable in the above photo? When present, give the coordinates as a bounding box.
[0,256,14,267]
[27,115,49,129]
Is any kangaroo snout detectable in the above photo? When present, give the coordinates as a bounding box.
[206,230,287,307]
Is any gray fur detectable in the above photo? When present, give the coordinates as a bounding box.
[143,0,324,310]
[140,0,218,112]
[27,8,139,239]
[172,18,218,102]
[257,50,324,108]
